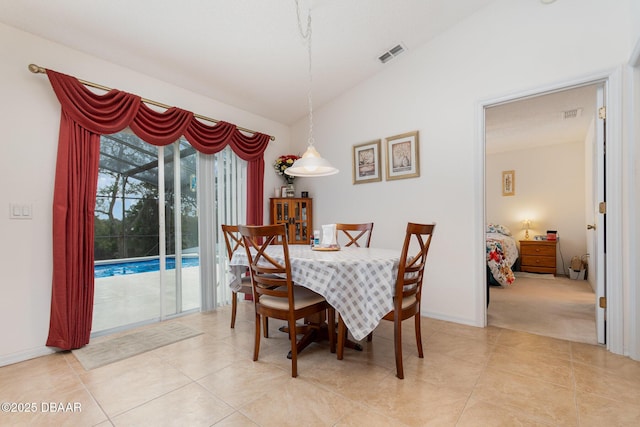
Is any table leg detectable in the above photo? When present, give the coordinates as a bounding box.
[345,340,363,351]
[280,322,325,359]
[279,313,363,358]
[336,315,364,359]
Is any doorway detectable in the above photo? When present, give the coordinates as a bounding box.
[483,82,604,344]
[92,132,201,334]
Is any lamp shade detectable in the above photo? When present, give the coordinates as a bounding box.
[284,146,339,177]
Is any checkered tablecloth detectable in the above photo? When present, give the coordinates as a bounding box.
[229,246,401,341]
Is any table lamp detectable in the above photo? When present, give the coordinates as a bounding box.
[522,219,531,240]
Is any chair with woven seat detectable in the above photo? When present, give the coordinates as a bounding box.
[238,223,335,378]
[222,224,270,336]
[337,222,435,379]
[336,222,374,248]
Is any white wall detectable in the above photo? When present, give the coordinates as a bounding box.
[486,142,587,275]
[631,0,640,48]
[0,23,291,365]
[2,0,637,364]
[290,0,632,326]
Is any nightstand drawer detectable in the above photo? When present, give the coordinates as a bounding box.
[521,255,556,268]
[520,243,556,257]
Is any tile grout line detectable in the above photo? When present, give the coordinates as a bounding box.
[62,352,113,426]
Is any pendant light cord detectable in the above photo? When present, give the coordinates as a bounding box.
[295,0,315,147]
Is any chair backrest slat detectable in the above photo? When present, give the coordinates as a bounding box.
[221,224,244,261]
[336,222,374,248]
[395,222,435,305]
[238,224,294,303]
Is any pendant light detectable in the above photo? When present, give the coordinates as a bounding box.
[285,0,339,177]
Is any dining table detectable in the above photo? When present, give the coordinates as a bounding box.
[228,245,402,346]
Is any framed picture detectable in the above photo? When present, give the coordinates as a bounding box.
[352,140,382,184]
[385,131,419,180]
[280,186,288,198]
[502,170,515,196]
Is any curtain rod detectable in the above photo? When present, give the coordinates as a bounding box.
[28,63,275,141]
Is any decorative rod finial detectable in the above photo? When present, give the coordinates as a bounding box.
[28,64,45,74]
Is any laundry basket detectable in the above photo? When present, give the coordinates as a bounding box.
[569,256,586,280]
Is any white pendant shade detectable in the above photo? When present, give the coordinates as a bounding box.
[287,1,338,179]
[285,145,339,177]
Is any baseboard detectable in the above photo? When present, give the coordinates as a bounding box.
[421,309,482,328]
[0,346,58,367]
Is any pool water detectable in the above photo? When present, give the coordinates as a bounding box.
[94,257,200,278]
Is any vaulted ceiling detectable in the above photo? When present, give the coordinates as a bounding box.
[0,0,496,124]
[1,0,595,151]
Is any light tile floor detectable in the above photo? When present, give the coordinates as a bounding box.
[1,302,640,426]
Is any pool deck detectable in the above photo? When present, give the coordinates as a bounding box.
[92,267,201,333]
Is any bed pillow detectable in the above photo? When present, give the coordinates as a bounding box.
[486,223,512,236]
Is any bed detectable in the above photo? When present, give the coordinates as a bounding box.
[486,223,518,287]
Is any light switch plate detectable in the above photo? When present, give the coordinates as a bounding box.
[9,203,32,219]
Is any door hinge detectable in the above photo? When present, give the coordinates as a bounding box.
[599,202,606,214]
[599,296,607,308]
[599,106,606,119]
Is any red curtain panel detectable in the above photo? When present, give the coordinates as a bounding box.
[44,69,270,350]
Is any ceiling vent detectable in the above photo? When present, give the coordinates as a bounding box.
[562,108,583,119]
[378,43,406,64]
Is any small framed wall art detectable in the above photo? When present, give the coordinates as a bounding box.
[352,139,382,184]
[385,131,419,180]
[502,170,515,196]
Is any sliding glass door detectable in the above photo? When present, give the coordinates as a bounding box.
[92,132,200,334]
[92,130,248,335]
[161,141,200,317]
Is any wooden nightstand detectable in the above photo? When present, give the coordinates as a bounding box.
[519,240,557,274]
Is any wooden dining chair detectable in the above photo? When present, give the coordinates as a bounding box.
[222,224,270,336]
[337,222,435,379]
[336,222,374,248]
[222,225,251,329]
[238,224,335,378]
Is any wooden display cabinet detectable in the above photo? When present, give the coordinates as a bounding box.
[270,198,312,245]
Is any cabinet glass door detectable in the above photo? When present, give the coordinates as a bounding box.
[300,201,309,243]
[276,202,284,222]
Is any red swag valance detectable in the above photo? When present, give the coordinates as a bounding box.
[45,69,270,350]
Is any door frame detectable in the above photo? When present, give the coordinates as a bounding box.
[475,68,624,354]
[628,41,640,361]
[593,85,606,345]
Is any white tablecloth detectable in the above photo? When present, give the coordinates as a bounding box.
[229,246,401,341]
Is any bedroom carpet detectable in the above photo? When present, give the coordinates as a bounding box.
[488,274,597,345]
